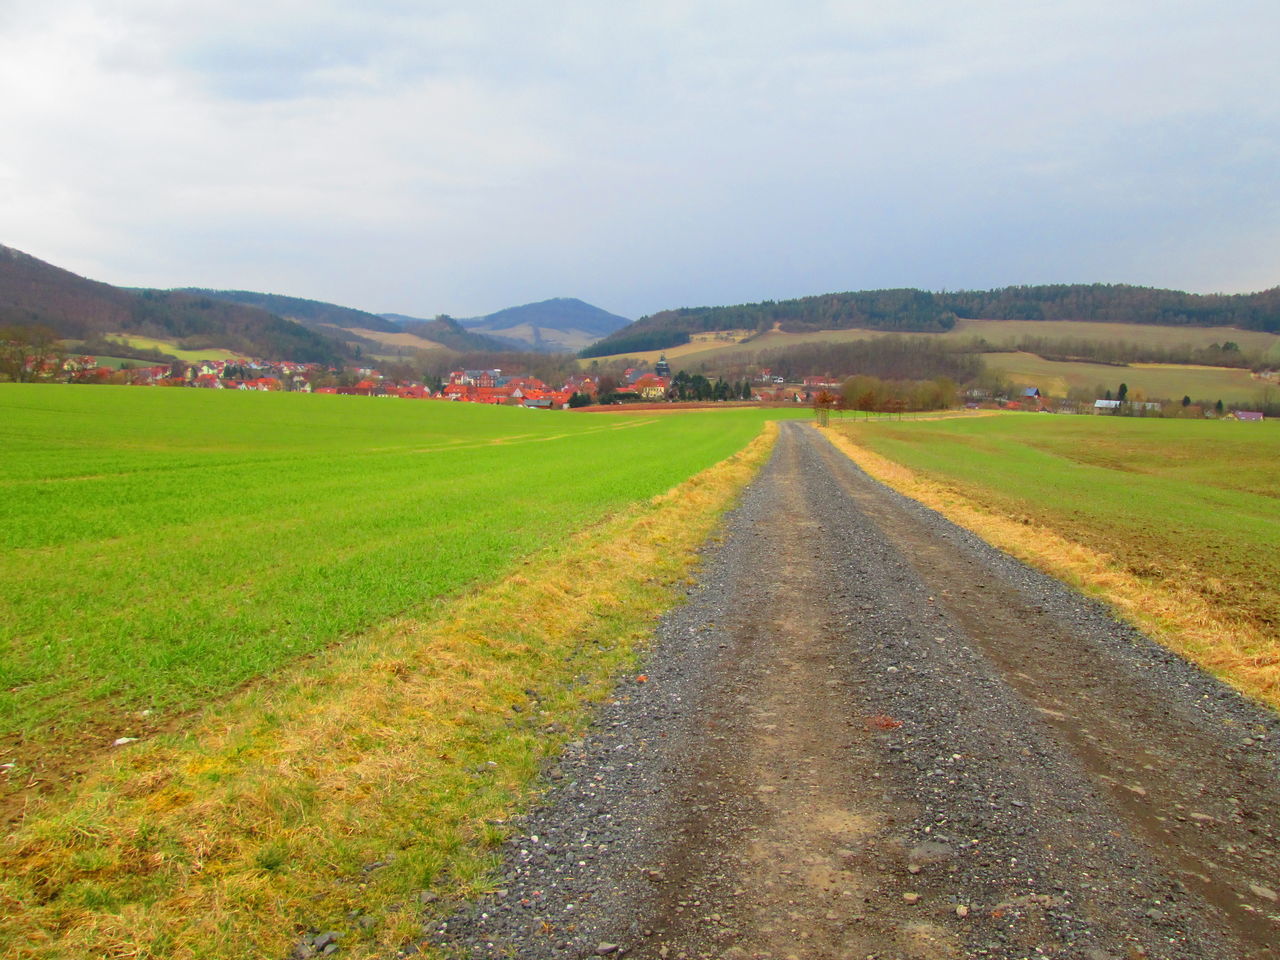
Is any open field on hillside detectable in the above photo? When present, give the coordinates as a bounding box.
[319,325,447,353]
[0,386,790,958]
[0,388,793,765]
[949,318,1280,354]
[98,334,242,363]
[471,321,600,353]
[829,414,1280,706]
[85,355,145,370]
[984,351,1272,403]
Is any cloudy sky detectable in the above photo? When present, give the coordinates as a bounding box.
[1,1,1277,319]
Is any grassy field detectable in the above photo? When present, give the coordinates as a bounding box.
[0,387,797,761]
[101,334,242,363]
[0,386,796,957]
[830,413,1280,706]
[982,351,1272,404]
[948,318,1280,355]
[86,355,145,370]
[319,325,448,354]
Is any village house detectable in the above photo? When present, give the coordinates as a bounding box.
[803,375,840,389]
[630,374,670,399]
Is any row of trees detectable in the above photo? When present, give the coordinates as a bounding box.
[838,375,960,413]
[579,329,691,358]
[940,283,1280,332]
[667,372,754,401]
[0,324,61,382]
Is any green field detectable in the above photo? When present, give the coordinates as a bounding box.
[0,386,796,750]
[835,414,1280,633]
[984,350,1272,404]
[0,386,801,958]
[101,334,242,363]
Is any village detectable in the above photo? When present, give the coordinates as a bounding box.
[27,352,1270,419]
[45,352,819,408]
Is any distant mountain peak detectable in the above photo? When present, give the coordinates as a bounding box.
[431,297,630,353]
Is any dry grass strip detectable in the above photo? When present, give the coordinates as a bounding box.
[823,428,1280,711]
[0,424,778,960]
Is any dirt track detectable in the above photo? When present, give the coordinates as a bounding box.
[431,421,1280,960]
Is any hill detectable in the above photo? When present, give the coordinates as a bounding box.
[379,314,521,353]
[585,283,1280,357]
[179,292,521,356]
[446,297,630,353]
[179,289,401,334]
[0,244,347,364]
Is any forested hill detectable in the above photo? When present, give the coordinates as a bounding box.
[583,283,1280,357]
[465,298,630,339]
[388,314,515,353]
[943,284,1280,329]
[179,289,401,334]
[0,244,348,364]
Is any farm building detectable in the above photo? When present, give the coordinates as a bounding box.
[1093,399,1121,413]
[1232,410,1265,421]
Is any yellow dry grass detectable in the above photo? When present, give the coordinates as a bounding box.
[823,429,1280,710]
[322,326,449,351]
[0,424,778,959]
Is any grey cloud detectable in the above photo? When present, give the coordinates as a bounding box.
[1,1,1276,318]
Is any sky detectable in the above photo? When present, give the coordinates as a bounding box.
[1,1,1277,320]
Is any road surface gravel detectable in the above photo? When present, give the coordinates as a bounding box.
[427,421,1280,960]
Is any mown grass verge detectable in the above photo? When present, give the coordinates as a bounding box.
[824,416,1280,710]
[0,423,778,959]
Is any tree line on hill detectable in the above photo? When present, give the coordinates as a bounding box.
[675,335,985,386]
[579,329,692,358]
[584,283,1280,356]
[941,284,1280,330]
[178,288,402,334]
[582,289,959,356]
[129,291,346,364]
[0,245,348,365]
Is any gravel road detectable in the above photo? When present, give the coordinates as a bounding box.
[427,421,1280,960]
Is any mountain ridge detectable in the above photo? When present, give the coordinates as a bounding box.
[178,289,401,334]
[0,243,348,364]
[417,297,631,353]
[584,283,1280,357]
